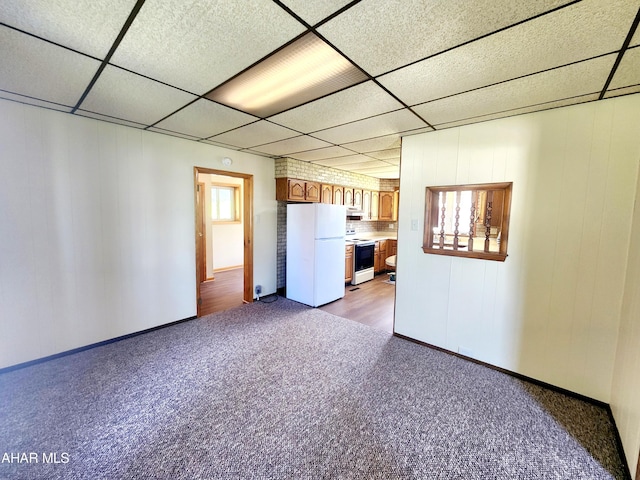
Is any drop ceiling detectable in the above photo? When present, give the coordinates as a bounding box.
[1,0,639,179]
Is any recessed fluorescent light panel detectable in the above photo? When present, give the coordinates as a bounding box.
[206,33,368,117]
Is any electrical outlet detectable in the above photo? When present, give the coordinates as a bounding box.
[255,285,262,295]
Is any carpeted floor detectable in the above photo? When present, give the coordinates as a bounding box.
[0,298,629,479]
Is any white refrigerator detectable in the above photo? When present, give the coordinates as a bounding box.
[286,203,346,307]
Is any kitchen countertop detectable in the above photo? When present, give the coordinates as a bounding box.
[345,232,397,244]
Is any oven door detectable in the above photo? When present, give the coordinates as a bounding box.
[354,243,374,271]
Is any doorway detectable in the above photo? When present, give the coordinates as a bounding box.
[194,167,253,317]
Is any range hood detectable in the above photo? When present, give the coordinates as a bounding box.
[346,207,364,218]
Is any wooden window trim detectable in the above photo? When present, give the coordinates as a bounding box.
[422,182,512,262]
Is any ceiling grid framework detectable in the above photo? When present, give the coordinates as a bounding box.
[1,0,639,179]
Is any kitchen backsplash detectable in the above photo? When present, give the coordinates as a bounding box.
[347,221,397,234]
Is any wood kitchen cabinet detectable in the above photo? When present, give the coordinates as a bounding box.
[370,191,379,220]
[362,190,371,219]
[321,184,333,204]
[374,240,387,274]
[344,188,354,206]
[276,178,320,202]
[379,191,394,221]
[388,239,397,257]
[353,189,363,210]
[345,244,354,283]
[305,181,320,202]
[393,190,399,221]
[333,186,344,205]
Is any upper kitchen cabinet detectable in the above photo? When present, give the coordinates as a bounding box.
[321,184,333,204]
[379,191,394,221]
[344,188,354,207]
[362,190,371,219]
[353,189,363,210]
[276,178,320,202]
[333,186,344,205]
[370,191,379,220]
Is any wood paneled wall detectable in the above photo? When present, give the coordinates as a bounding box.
[0,100,277,369]
[397,94,640,476]
[396,95,640,402]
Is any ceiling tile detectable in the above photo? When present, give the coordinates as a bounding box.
[0,92,72,113]
[110,0,306,94]
[342,134,401,153]
[0,0,137,58]
[313,109,428,144]
[433,93,599,129]
[154,99,257,139]
[208,121,298,149]
[366,148,401,160]
[414,55,615,126]
[80,65,197,125]
[632,23,640,47]
[288,145,355,161]
[278,0,355,26]
[0,26,100,107]
[311,154,376,166]
[378,0,637,106]
[318,0,575,76]
[249,135,331,156]
[609,46,640,90]
[269,81,404,133]
[316,160,389,171]
[350,164,399,173]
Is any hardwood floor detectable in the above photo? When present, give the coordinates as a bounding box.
[200,268,245,316]
[200,268,395,333]
[319,274,395,333]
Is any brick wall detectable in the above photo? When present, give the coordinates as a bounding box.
[275,157,380,190]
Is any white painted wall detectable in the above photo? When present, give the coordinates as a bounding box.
[611,162,640,476]
[0,99,277,369]
[396,95,640,404]
[199,173,244,277]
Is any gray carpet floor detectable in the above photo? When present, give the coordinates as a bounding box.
[0,298,628,479]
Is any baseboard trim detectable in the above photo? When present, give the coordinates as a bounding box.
[393,332,632,479]
[0,315,198,375]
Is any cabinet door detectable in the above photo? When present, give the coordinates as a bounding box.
[379,192,394,220]
[371,191,379,220]
[377,240,387,273]
[353,189,363,209]
[362,190,371,219]
[333,186,344,205]
[393,190,399,221]
[374,241,380,273]
[321,184,333,204]
[345,245,354,282]
[388,239,397,256]
[344,188,354,206]
[288,179,306,201]
[305,181,320,202]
